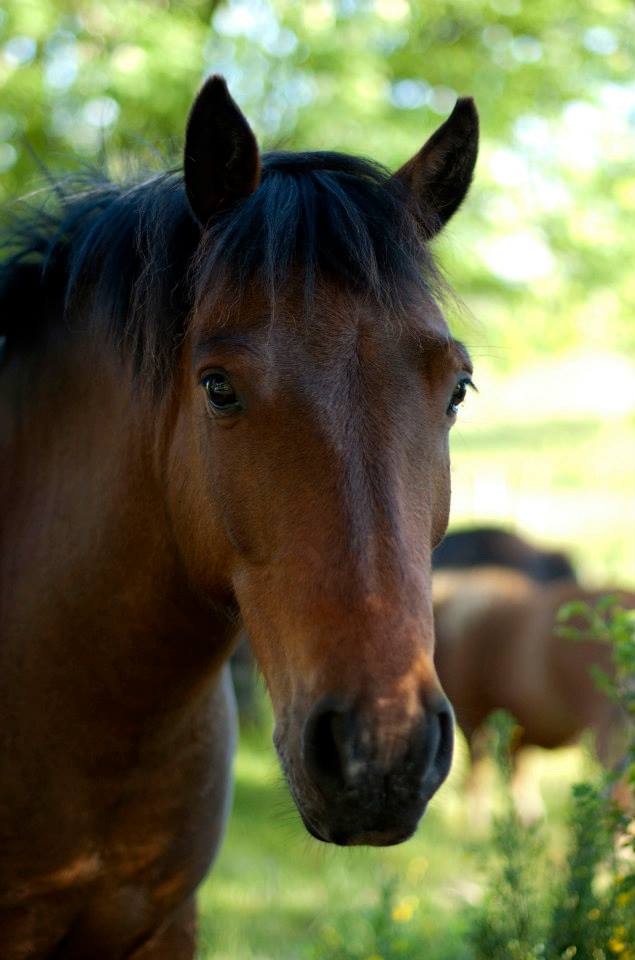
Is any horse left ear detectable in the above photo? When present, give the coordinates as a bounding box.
[184,75,261,227]
[393,97,479,239]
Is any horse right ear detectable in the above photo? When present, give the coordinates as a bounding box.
[184,76,261,227]
[393,97,478,239]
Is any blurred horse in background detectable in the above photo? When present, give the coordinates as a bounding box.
[432,525,576,583]
[0,76,479,957]
[433,566,635,818]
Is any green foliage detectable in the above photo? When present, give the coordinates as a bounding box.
[545,600,635,960]
[545,783,615,960]
[2,0,635,364]
[556,599,635,761]
[310,877,426,960]
[468,711,547,960]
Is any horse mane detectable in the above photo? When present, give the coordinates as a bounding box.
[0,152,441,391]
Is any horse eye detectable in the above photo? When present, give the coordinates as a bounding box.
[448,377,472,416]
[203,371,243,416]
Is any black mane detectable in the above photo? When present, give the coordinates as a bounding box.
[0,152,439,389]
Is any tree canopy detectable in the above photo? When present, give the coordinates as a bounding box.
[1,0,634,363]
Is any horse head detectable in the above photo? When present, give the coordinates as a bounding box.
[169,77,478,846]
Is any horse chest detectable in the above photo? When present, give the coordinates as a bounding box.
[0,796,213,959]
[0,673,236,958]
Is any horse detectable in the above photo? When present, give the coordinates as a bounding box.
[433,567,635,809]
[0,77,479,958]
[432,526,576,583]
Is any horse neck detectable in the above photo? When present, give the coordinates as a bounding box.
[1,325,234,721]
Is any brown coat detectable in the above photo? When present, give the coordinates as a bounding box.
[434,568,634,761]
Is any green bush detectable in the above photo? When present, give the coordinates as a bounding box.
[467,711,548,960]
[310,876,426,960]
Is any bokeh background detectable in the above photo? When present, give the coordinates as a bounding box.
[2,1,634,957]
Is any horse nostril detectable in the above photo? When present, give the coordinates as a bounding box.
[422,694,454,790]
[301,692,454,813]
[302,697,356,791]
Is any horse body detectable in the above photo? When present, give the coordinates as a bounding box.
[0,324,238,957]
[0,77,479,956]
[432,526,576,583]
[433,568,634,760]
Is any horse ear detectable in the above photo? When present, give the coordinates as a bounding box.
[184,75,261,227]
[394,97,478,239]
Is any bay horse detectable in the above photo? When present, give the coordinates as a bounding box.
[432,526,576,583]
[433,568,635,780]
[0,77,479,958]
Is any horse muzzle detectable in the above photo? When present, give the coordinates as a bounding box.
[276,690,454,846]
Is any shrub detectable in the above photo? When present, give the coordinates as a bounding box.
[467,710,548,960]
[310,875,429,960]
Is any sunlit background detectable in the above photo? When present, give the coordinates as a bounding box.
[2,1,634,957]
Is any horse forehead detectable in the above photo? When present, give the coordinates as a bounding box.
[309,288,448,341]
[277,293,450,367]
[196,277,448,358]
